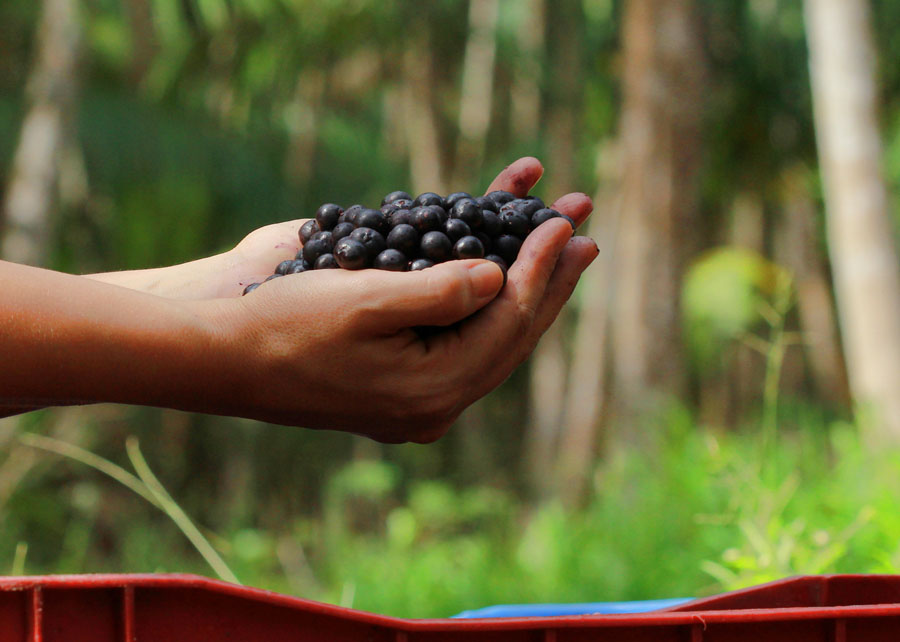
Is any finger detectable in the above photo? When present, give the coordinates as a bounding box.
[477,236,599,396]
[353,259,505,331]
[485,157,544,197]
[549,192,594,228]
[456,218,574,354]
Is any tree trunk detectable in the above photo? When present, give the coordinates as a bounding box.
[776,165,850,409]
[554,141,622,506]
[611,0,706,425]
[452,0,500,188]
[1,0,82,266]
[510,0,545,143]
[804,0,900,440]
[523,0,582,500]
[402,32,445,196]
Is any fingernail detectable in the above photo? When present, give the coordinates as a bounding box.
[469,261,503,298]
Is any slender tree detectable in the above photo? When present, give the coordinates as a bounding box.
[611,0,706,426]
[1,0,82,265]
[804,0,900,440]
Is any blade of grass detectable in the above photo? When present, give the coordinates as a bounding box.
[19,433,159,508]
[11,542,27,575]
[125,436,240,585]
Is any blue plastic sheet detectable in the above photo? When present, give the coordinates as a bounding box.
[453,597,694,619]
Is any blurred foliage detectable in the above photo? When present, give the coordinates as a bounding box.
[3,0,900,617]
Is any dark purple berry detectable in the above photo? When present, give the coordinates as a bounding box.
[275,259,294,275]
[332,222,355,242]
[374,249,408,271]
[386,223,419,257]
[428,204,449,223]
[484,254,508,286]
[265,273,283,282]
[481,210,502,237]
[286,259,308,274]
[292,253,313,269]
[349,227,387,261]
[420,231,452,262]
[340,204,364,226]
[411,206,443,234]
[486,190,515,206]
[453,235,485,260]
[445,191,473,208]
[315,203,343,231]
[314,253,339,269]
[357,208,389,235]
[413,192,445,208]
[475,196,498,213]
[299,219,320,244]
[388,208,412,227]
[493,234,522,265]
[476,232,493,254]
[531,208,561,228]
[410,258,434,271]
[382,190,412,206]
[242,282,261,295]
[334,238,368,270]
[500,210,531,238]
[302,236,333,264]
[444,218,471,243]
[560,213,577,232]
[450,199,483,230]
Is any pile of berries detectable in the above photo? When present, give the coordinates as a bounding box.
[242,190,575,295]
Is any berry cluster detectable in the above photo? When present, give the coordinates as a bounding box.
[242,190,575,295]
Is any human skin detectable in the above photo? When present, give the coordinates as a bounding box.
[0,157,597,443]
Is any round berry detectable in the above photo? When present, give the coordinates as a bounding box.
[476,231,493,254]
[334,238,368,270]
[481,210,502,237]
[531,208,561,228]
[374,249,408,271]
[242,282,261,295]
[275,259,294,275]
[484,254,508,286]
[340,204,364,226]
[486,190,515,206]
[500,210,531,238]
[413,192,445,208]
[450,199,483,230]
[332,221,355,243]
[453,235,485,260]
[265,273,283,282]
[493,234,522,265]
[560,213,577,232]
[302,236,333,264]
[382,190,412,206]
[429,204,449,223]
[314,253,339,269]
[411,206,443,234]
[311,230,334,249]
[388,208,412,227]
[315,203,343,231]
[386,223,419,257]
[286,259,308,274]
[349,227,387,260]
[475,196,499,213]
[445,191,473,208]
[444,218,471,243]
[357,208,389,235]
[420,231,453,262]
[299,219,320,244]
[410,258,435,271]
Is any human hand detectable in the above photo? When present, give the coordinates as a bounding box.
[194,157,597,442]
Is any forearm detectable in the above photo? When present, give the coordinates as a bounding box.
[0,260,238,412]
[84,250,241,300]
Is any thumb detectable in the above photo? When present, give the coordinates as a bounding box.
[361,260,504,331]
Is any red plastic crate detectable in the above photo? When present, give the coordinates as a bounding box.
[2,573,900,641]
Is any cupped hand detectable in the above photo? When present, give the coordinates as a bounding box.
[197,157,598,442]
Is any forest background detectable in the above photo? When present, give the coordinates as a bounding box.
[2,0,900,618]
